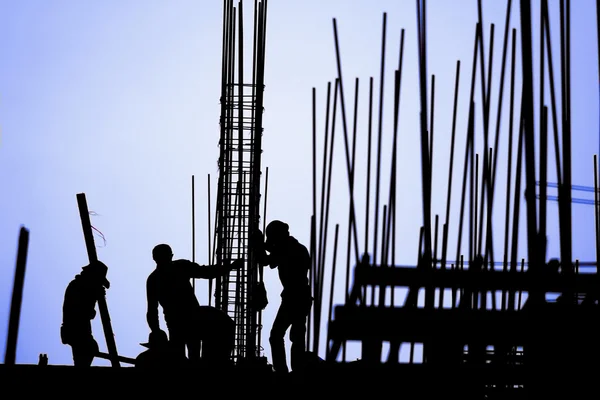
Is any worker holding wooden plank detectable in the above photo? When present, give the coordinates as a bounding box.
[60,260,111,367]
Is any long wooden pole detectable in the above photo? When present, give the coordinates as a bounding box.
[4,226,29,365]
[76,193,120,367]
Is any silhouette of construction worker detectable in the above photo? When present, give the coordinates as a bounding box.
[254,220,313,374]
[61,260,110,367]
[135,329,189,368]
[146,243,241,365]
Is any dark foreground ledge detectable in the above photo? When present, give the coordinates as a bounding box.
[0,362,594,398]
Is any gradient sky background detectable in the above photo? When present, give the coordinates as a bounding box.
[1,0,598,367]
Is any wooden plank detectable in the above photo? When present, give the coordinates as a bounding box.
[77,193,120,367]
[96,351,136,365]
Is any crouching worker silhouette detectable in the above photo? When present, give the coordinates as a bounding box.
[146,244,241,366]
[253,220,313,374]
[196,305,236,366]
[135,329,189,368]
[61,260,110,367]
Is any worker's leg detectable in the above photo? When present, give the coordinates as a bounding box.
[71,336,98,367]
[289,297,312,372]
[270,302,293,373]
[167,327,187,361]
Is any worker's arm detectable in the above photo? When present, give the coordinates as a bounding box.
[177,259,243,279]
[250,229,277,269]
[146,277,160,332]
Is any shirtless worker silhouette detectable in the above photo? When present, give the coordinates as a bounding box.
[146,244,241,365]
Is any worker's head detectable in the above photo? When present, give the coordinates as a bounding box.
[265,220,289,250]
[82,260,110,289]
[152,244,173,265]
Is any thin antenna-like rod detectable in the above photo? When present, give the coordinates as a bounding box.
[519,0,540,277]
[434,214,440,306]
[260,166,270,361]
[4,226,29,366]
[441,60,461,272]
[214,0,230,310]
[325,224,340,359]
[540,107,548,260]
[385,68,403,259]
[331,19,361,266]
[251,0,258,114]
[491,0,513,194]
[236,3,245,329]
[389,29,405,310]
[485,148,495,310]
[429,75,435,176]
[319,81,339,289]
[434,214,439,263]
[262,0,269,64]
[597,0,600,164]
[478,23,495,261]
[311,87,316,343]
[537,0,547,265]
[308,214,315,352]
[364,77,374,259]
[253,0,268,284]
[384,62,404,264]
[192,175,196,291]
[316,81,333,329]
[595,155,599,273]
[470,105,476,263]
[238,0,245,223]
[371,13,386,266]
[517,258,525,309]
[208,174,214,306]
[559,0,573,273]
[382,67,403,308]
[477,0,487,113]
[487,0,513,310]
[211,178,220,266]
[312,86,317,250]
[450,262,456,308]
[454,23,480,274]
[474,153,479,260]
[315,80,339,356]
[460,255,465,300]
[501,29,517,310]
[509,105,525,310]
[542,0,563,187]
[455,101,475,285]
[262,167,269,237]
[484,146,496,272]
[391,204,396,304]
[416,0,433,276]
[345,77,359,309]
[381,205,388,269]
[475,18,488,278]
